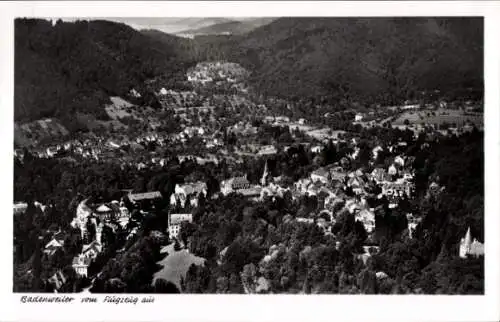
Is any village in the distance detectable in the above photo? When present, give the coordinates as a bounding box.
[13,17,484,295]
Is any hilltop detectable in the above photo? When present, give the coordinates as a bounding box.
[15,18,196,127]
[234,17,483,104]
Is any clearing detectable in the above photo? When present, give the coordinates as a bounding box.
[152,243,205,291]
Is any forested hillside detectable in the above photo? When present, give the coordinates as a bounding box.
[176,18,276,36]
[15,18,196,125]
[234,17,483,104]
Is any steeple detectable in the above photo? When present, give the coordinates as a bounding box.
[459,226,473,258]
[464,226,472,247]
[261,160,269,186]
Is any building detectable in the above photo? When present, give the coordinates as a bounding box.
[394,156,405,167]
[406,213,422,239]
[388,164,398,176]
[311,168,330,184]
[355,209,376,233]
[44,237,65,256]
[13,202,28,215]
[94,204,114,221]
[329,167,347,182]
[82,240,102,261]
[172,181,208,208]
[311,145,323,153]
[221,175,251,195]
[71,199,93,239]
[238,186,263,200]
[354,114,364,122]
[371,168,389,183]
[168,213,193,239]
[72,254,91,277]
[174,181,208,200]
[128,191,162,203]
[258,145,278,156]
[47,270,67,290]
[296,217,315,224]
[382,180,413,198]
[372,146,383,160]
[261,161,270,186]
[459,227,484,258]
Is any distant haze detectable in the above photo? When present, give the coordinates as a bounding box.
[58,17,275,34]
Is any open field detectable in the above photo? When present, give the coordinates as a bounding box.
[152,243,206,290]
[15,118,69,146]
[393,108,483,127]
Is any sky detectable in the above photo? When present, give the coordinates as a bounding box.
[60,17,261,34]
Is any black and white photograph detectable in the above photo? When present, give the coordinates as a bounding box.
[2,1,500,322]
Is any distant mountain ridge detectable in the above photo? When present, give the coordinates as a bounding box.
[175,18,276,37]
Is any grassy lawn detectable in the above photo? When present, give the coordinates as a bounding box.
[152,243,206,290]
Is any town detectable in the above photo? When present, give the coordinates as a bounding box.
[13,17,484,295]
[13,60,484,294]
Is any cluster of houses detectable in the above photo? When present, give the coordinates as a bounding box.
[187,61,249,85]
[157,89,199,107]
[290,153,415,237]
[64,190,165,279]
[235,144,278,157]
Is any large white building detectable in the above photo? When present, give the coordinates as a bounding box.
[459,227,484,258]
[171,182,207,208]
[168,213,193,239]
[221,175,251,196]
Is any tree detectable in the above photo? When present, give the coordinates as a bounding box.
[154,278,180,293]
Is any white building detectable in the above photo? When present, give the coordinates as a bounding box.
[168,213,193,239]
[221,175,250,196]
[394,156,405,167]
[355,209,376,234]
[171,182,208,208]
[72,254,91,277]
[459,227,484,258]
[310,168,329,184]
[388,164,398,176]
[13,202,28,215]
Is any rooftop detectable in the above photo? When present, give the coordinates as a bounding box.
[129,191,162,202]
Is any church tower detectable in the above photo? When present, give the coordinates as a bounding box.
[459,226,472,258]
[261,160,269,186]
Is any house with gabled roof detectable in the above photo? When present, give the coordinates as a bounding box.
[44,237,65,256]
[82,240,102,261]
[355,208,376,233]
[47,270,67,290]
[370,168,389,184]
[72,254,91,277]
[459,227,484,258]
[128,191,162,203]
[168,213,193,239]
[221,175,250,195]
[311,167,330,184]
